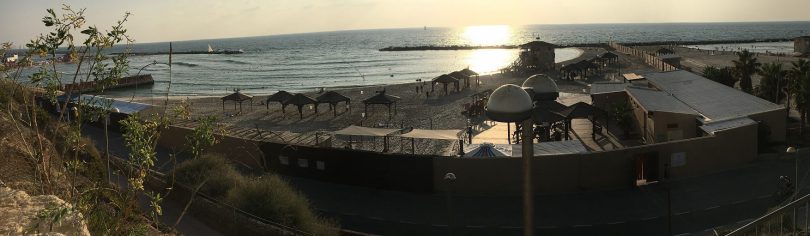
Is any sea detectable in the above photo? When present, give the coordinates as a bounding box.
[12,21,810,97]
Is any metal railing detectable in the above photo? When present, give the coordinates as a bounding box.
[727,193,810,235]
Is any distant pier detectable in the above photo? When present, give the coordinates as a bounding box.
[61,74,154,93]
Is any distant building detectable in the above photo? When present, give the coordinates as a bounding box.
[518,41,556,72]
[3,54,17,63]
[795,36,810,55]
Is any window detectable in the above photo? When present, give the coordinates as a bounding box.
[298,158,309,168]
[316,161,326,170]
[279,156,289,165]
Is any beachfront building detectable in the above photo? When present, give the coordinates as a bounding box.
[795,36,810,55]
[592,70,786,144]
[3,54,17,63]
[518,41,556,72]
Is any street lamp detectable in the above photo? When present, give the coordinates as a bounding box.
[444,173,457,236]
[485,84,534,236]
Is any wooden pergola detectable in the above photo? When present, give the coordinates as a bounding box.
[283,93,317,119]
[431,74,459,95]
[221,90,253,113]
[316,91,351,117]
[266,90,293,113]
[449,71,470,89]
[460,68,480,88]
[362,91,400,118]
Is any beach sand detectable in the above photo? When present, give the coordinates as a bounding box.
[112,47,648,155]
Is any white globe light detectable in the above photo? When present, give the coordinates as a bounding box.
[485,84,533,122]
[522,74,559,101]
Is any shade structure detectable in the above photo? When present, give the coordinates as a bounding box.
[221,90,253,113]
[333,125,400,137]
[522,74,559,101]
[656,47,675,55]
[398,129,462,140]
[431,74,459,94]
[600,52,619,59]
[460,68,480,88]
[532,108,566,124]
[266,90,293,112]
[449,71,470,89]
[283,93,317,119]
[362,91,400,117]
[559,102,599,119]
[463,143,511,157]
[316,91,351,117]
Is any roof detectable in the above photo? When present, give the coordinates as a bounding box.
[625,86,699,115]
[700,117,757,135]
[511,140,589,157]
[460,68,479,76]
[316,91,350,104]
[559,102,603,119]
[362,92,400,105]
[522,74,558,93]
[590,82,629,95]
[520,41,557,49]
[644,70,783,121]
[282,93,317,106]
[622,73,646,81]
[599,52,619,59]
[449,71,469,79]
[267,91,293,103]
[58,94,151,115]
[398,129,461,140]
[333,125,400,137]
[659,54,681,60]
[432,74,459,84]
[221,91,253,102]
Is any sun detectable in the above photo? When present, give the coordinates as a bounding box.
[462,25,512,46]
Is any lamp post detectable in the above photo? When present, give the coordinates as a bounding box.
[444,173,457,236]
[485,84,534,236]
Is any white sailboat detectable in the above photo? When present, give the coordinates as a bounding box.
[207,44,214,53]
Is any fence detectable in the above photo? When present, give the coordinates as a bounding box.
[609,42,678,72]
[727,194,810,235]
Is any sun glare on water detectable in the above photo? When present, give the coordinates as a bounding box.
[462,25,512,46]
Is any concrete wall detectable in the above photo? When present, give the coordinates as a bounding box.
[433,122,758,195]
[748,108,787,143]
[649,111,698,143]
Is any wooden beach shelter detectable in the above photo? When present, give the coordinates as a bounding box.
[449,71,471,89]
[431,74,460,95]
[316,91,351,117]
[362,91,400,117]
[221,90,253,113]
[283,93,318,119]
[599,52,619,64]
[656,47,675,56]
[558,102,603,140]
[334,125,401,152]
[460,68,480,87]
[266,90,293,113]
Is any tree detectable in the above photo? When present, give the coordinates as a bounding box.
[702,66,737,87]
[790,59,810,135]
[732,50,761,94]
[756,62,786,103]
[611,101,634,138]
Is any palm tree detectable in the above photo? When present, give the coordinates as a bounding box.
[732,50,761,94]
[789,59,810,134]
[756,62,785,103]
[702,66,737,87]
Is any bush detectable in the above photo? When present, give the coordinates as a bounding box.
[226,175,336,235]
[172,154,243,199]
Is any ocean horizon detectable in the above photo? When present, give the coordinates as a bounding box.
[14,21,810,96]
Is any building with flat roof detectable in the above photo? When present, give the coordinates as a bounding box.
[796,36,810,55]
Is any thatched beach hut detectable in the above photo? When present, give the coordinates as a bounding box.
[283,93,317,119]
[363,91,400,117]
[316,91,351,117]
[449,71,470,89]
[221,90,253,113]
[266,90,293,113]
[460,68,480,88]
[431,74,459,95]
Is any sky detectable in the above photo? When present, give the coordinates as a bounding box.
[2,0,810,45]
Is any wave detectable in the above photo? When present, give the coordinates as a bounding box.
[223,59,251,65]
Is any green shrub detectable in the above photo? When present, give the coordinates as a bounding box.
[226,175,336,234]
[172,154,243,199]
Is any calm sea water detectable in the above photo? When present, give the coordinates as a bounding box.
[23,22,810,96]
